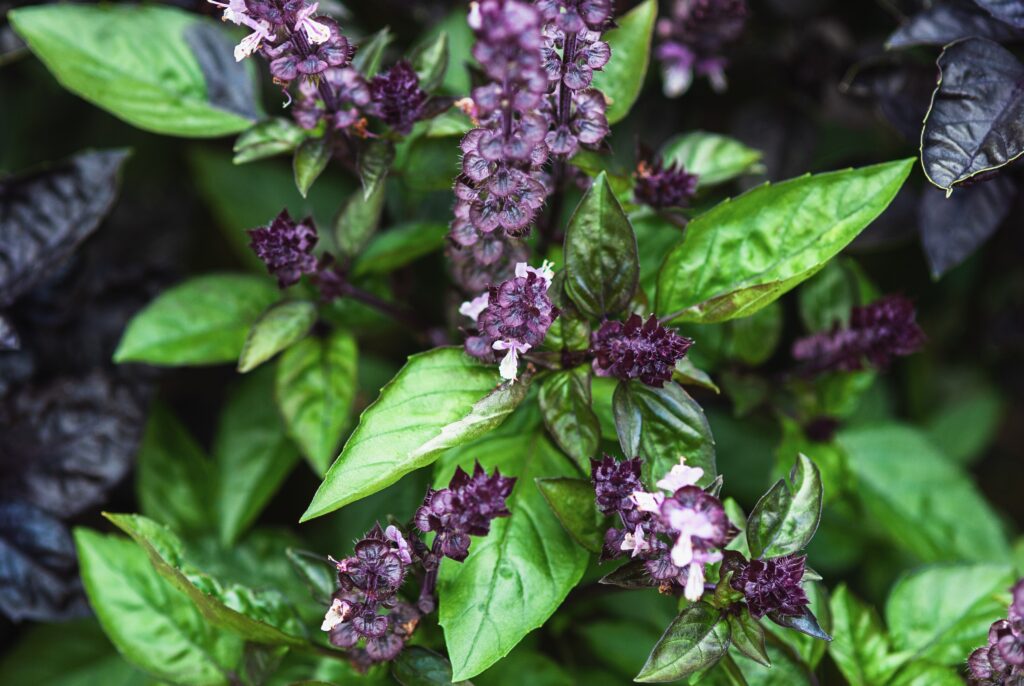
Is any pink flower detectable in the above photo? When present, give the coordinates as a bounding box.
[295,2,331,44]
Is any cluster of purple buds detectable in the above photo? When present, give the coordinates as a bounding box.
[721,551,810,619]
[592,455,735,601]
[968,580,1024,685]
[590,314,693,387]
[367,61,429,135]
[460,261,559,381]
[633,155,700,209]
[655,0,748,96]
[537,0,613,158]
[791,295,926,374]
[247,209,319,288]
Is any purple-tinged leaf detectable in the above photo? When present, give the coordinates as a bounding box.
[843,60,940,142]
[887,1,1021,49]
[0,314,18,350]
[976,0,1024,28]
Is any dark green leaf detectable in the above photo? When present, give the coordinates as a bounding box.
[302,348,524,520]
[285,548,336,606]
[563,171,640,319]
[764,580,832,669]
[9,5,258,136]
[293,138,332,198]
[591,0,657,125]
[728,608,770,667]
[538,367,600,471]
[352,222,448,276]
[334,177,388,259]
[612,380,716,486]
[238,300,317,373]
[114,274,279,366]
[828,585,900,686]
[635,603,730,683]
[656,159,914,324]
[681,302,783,371]
[746,454,822,559]
[410,31,449,92]
[392,646,471,686]
[536,477,604,554]
[233,118,308,164]
[797,258,878,333]
[673,358,720,394]
[359,139,395,201]
[353,27,393,77]
[661,132,763,187]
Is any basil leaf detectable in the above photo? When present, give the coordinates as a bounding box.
[114,274,279,366]
[635,603,730,682]
[302,348,525,520]
[592,0,656,125]
[563,171,640,319]
[656,159,914,324]
[9,5,257,137]
[728,608,770,667]
[886,2,1021,49]
[410,31,449,93]
[234,118,308,165]
[538,367,600,471]
[746,454,823,559]
[353,27,393,77]
[276,331,359,476]
[828,585,901,686]
[334,176,388,259]
[975,0,1024,28]
[392,646,468,686]
[661,132,763,187]
[536,476,604,554]
[293,138,332,199]
[352,222,449,277]
[612,380,716,487]
[238,300,317,373]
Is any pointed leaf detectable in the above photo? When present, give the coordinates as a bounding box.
[410,31,449,93]
[334,174,387,258]
[352,222,449,277]
[828,585,900,686]
[353,27,393,77]
[238,300,317,373]
[392,646,469,686]
[635,603,730,683]
[591,0,657,124]
[538,367,600,471]
[661,132,763,187]
[886,2,1021,49]
[536,477,604,554]
[976,0,1024,28]
[728,608,770,667]
[233,118,308,164]
[293,138,332,198]
[746,454,822,559]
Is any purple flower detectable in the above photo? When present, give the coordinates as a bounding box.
[633,156,699,209]
[461,261,559,381]
[247,209,319,287]
[415,462,516,562]
[655,0,748,96]
[968,579,1024,685]
[368,61,428,135]
[590,455,643,516]
[725,553,810,619]
[590,314,693,387]
[792,295,926,374]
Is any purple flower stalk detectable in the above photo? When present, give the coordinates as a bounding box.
[723,552,810,619]
[590,314,693,387]
[460,261,559,381]
[367,61,429,135]
[633,156,700,209]
[655,0,748,96]
[792,295,926,374]
[247,209,319,287]
[968,580,1024,685]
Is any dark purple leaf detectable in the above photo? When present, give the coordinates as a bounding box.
[0,499,89,622]
[843,60,936,142]
[598,559,653,589]
[921,37,1024,191]
[976,0,1024,28]
[0,313,18,350]
[183,22,261,121]
[0,371,147,518]
[919,174,1016,277]
[887,1,1022,49]
[768,604,831,641]
[0,150,129,307]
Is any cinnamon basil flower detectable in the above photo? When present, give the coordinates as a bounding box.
[247,209,319,288]
[590,314,693,387]
[724,553,810,619]
[368,61,429,135]
[968,579,1024,685]
[633,156,699,209]
[655,0,748,96]
[591,455,644,516]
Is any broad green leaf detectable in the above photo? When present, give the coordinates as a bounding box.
[74,528,243,685]
[924,383,1005,466]
[885,563,1014,665]
[837,423,1010,562]
[234,118,308,164]
[114,274,279,366]
[538,367,600,471]
[276,331,359,475]
[828,585,902,686]
[352,222,449,277]
[392,646,469,686]
[656,159,914,324]
[476,647,572,686]
[410,31,449,93]
[238,300,317,373]
[302,348,523,520]
[536,477,604,553]
[335,176,388,259]
[661,132,763,187]
[746,454,822,559]
[728,608,770,667]
[293,138,332,198]
[591,0,657,124]
[437,420,588,680]
[888,662,965,686]
[612,380,716,486]
[353,27,392,77]
[563,171,640,319]
[215,368,300,545]
[635,603,730,682]
[136,404,214,535]
[9,5,258,137]
[104,513,308,647]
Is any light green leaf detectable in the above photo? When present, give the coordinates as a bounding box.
[828,585,903,686]
[335,176,388,259]
[536,476,604,554]
[238,300,317,373]
[674,357,720,394]
[352,222,449,277]
[635,603,730,682]
[9,4,258,137]
[746,454,823,559]
[410,31,449,93]
[114,274,279,366]
[276,331,359,476]
[301,348,524,520]
[538,367,600,471]
[353,27,392,77]
[293,138,332,198]
[656,159,915,324]
[591,0,657,125]
[661,132,763,187]
[234,118,308,164]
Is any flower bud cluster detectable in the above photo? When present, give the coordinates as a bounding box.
[968,580,1024,685]
[655,0,748,96]
[590,314,692,387]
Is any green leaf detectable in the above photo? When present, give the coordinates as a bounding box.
[285,548,336,606]
[563,171,640,319]
[538,367,600,471]
[661,132,763,187]
[293,138,332,198]
[114,274,279,366]
[9,4,258,137]
[728,608,770,667]
[136,404,214,535]
[392,646,470,686]
[103,513,308,647]
[923,382,1005,466]
[885,563,1014,665]
[837,423,1010,562]
[238,300,317,373]
[746,454,823,559]
[301,348,524,520]
[475,647,573,686]
[437,423,588,680]
[635,603,730,682]
[359,139,395,201]
[764,580,832,669]
[410,32,449,93]
[234,118,308,164]
[612,380,716,486]
[674,357,720,394]
[536,476,604,553]
[828,585,902,686]
[888,662,965,686]
[74,528,243,685]
[656,159,915,324]
[353,27,392,77]
[797,258,878,333]
[681,302,783,371]
[591,0,657,125]
[352,222,449,277]
[335,176,388,259]
[215,368,300,545]
[276,331,359,476]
